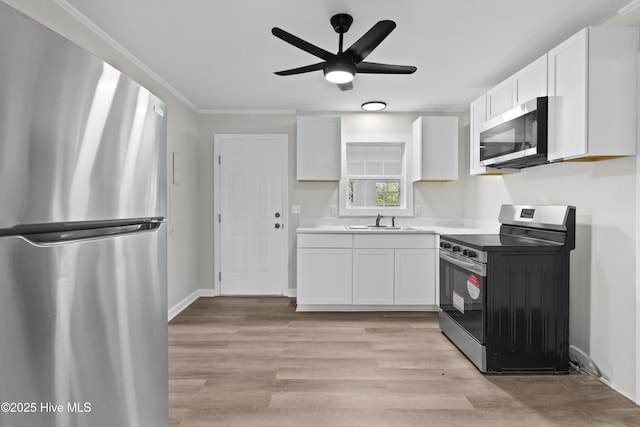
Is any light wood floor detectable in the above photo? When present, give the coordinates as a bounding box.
[169,297,640,426]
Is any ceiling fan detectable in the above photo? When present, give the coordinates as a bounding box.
[272,13,417,91]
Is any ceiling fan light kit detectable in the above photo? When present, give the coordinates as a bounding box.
[324,56,356,83]
[361,101,387,111]
[272,13,416,92]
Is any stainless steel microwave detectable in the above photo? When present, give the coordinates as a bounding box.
[479,96,548,169]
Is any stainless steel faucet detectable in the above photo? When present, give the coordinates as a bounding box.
[375,214,383,227]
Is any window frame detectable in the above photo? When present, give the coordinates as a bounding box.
[339,134,414,217]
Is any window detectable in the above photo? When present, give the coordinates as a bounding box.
[339,135,413,216]
[348,180,401,207]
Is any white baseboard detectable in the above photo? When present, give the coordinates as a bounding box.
[295,304,438,312]
[168,288,216,321]
[284,288,297,298]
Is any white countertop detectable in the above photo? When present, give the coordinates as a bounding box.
[296,217,500,236]
[296,225,433,234]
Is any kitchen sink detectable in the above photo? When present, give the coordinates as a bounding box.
[381,226,416,230]
[345,226,416,231]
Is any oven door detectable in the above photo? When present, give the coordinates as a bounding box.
[439,250,486,344]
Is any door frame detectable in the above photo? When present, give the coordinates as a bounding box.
[213,134,289,296]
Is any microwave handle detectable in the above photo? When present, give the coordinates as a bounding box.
[440,251,486,277]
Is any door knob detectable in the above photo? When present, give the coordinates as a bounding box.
[275,212,281,218]
[275,223,281,229]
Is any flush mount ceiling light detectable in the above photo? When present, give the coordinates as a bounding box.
[361,101,387,112]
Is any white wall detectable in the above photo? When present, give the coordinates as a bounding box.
[1,0,204,310]
[465,152,637,401]
[197,112,465,294]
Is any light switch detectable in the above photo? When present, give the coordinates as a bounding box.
[415,204,422,216]
[172,152,183,186]
[331,205,338,216]
[291,205,301,214]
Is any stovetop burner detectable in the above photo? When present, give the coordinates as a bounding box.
[441,233,565,252]
[440,205,575,264]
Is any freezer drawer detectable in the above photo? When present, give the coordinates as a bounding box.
[0,224,167,427]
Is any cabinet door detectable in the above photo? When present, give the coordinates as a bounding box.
[469,94,487,176]
[296,116,341,181]
[547,29,588,161]
[486,79,513,120]
[394,249,436,305]
[513,54,548,106]
[412,116,458,182]
[353,249,394,305]
[297,248,352,304]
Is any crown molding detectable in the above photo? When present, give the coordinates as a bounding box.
[53,0,199,112]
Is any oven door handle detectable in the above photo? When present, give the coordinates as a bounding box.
[440,251,486,277]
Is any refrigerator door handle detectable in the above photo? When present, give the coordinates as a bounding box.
[21,221,162,246]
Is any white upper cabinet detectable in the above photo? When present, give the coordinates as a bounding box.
[512,54,548,106]
[487,54,548,120]
[547,27,639,161]
[486,79,514,120]
[412,116,459,181]
[296,116,341,181]
[470,94,488,176]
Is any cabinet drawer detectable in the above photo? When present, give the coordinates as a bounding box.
[297,233,352,248]
[353,234,435,249]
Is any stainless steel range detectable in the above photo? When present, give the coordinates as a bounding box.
[439,205,576,374]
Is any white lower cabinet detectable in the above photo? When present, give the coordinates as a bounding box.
[297,231,437,311]
[395,249,436,305]
[353,249,395,305]
[353,235,436,306]
[297,234,352,305]
[297,248,352,305]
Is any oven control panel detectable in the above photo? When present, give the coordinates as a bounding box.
[439,240,487,264]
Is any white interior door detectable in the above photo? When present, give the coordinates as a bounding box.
[217,134,287,295]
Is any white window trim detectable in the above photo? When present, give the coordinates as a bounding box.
[339,134,413,217]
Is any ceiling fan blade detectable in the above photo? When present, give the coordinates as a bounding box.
[274,62,325,76]
[345,20,396,63]
[356,62,417,74]
[272,27,333,61]
[337,81,353,91]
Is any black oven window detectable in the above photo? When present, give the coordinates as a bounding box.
[440,258,485,343]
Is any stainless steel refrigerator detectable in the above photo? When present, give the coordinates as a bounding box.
[0,3,168,426]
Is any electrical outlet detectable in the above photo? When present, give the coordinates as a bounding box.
[291,205,301,214]
[331,205,338,216]
[414,204,422,216]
